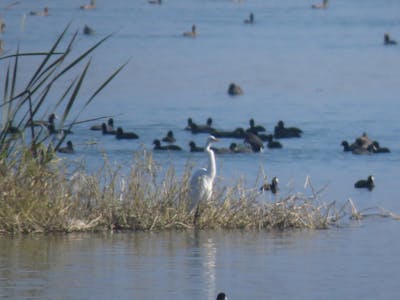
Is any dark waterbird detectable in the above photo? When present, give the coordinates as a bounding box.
[189,118,215,134]
[116,127,139,140]
[384,33,397,45]
[58,140,75,154]
[274,120,302,138]
[47,113,73,135]
[244,12,254,24]
[189,141,204,152]
[368,141,390,154]
[266,135,283,149]
[102,122,116,135]
[260,176,279,194]
[212,127,246,139]
[153,139,181,151]
[244,132,264,152]
[229,142,252,153]
[216,292,228,300]
[227,82,243,96]
[91,118,114,131]
[246,118,266,135]
[354,175,375,190]
[162,130,176,143]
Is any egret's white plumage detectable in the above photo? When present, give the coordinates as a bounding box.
[189,135,218,210]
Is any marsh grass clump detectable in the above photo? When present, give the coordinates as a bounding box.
[1,148,396,234]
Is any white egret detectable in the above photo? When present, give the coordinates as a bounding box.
[189,135,219,211]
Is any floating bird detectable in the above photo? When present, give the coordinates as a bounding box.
[190,118,215,134]
[29,7,49,16]
[83,24,95,35]
[183,24,196,37]
[189,135,219,211]
[216,292,228,300]
[266,135,283,149]
[273,120,302,138]
[102,122,116,135]
[153,139,181,150]
[260,176,279,194]
[354,175,375,190]
[58,140,75,154]
[91,118,114,131]
[148,0,162,4]
[229,142,252,153]
[80,0,96,9]
[227,82,243,96]
[212,127,246,139]
[116,127,139,139]
[368,141,390,153]
[162,130,176,143]
[384,33,397,45]
[189,141,204,152]
[246,118,266,135]
[244,12,254,24]
[312,0,328,9]
[244,132,264,152]
[47,113,73,135]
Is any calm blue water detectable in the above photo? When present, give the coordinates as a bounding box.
[1,0,400,299]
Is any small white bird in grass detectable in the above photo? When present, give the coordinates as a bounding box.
[189,135,219,214]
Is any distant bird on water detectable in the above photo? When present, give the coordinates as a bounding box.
[183,24,196,37]
[354,175,375,191]
[58,140,75,154]
[384,33,397,45]
[312,0,328,9]
[153,139,182,151]
[216,292,228,300]
[260,176,279,194]
[189,135,219,212]
[116,127,139,139]
[162,130,176,143]
[80,0,96,10]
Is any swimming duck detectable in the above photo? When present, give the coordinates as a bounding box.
[80,0,96,10]
[273,120,302,138]
[384,33,397,45]
[246,118,266,135]
[162,130,176,143]
[91,118,114,131]
[116,127,139,139]
[58,140,75,154]
[227,83,243,96]
[216,292,228,300]
[189,141,204,152]
[354,175,374,190]
[312,0,328,9]
[153,139,182,151]
[29,7,49,16]
[229,142,252,153]
[101,122,116,135]
[244,131,264,152]
[368,141,390,153]
[266,135,283,149]
[260,176,279,194]
[47,113,73,135]
[190,118,215,134]
[83,24,95,35]
[183,24,196,37]
[148,0,162,4]
[244,12,254,24]
[212,127,246,139]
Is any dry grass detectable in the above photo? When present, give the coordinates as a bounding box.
[0,149,396,234]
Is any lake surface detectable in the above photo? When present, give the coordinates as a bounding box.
[1,0,400,299]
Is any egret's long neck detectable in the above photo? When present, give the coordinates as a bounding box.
[206,143,216,179]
